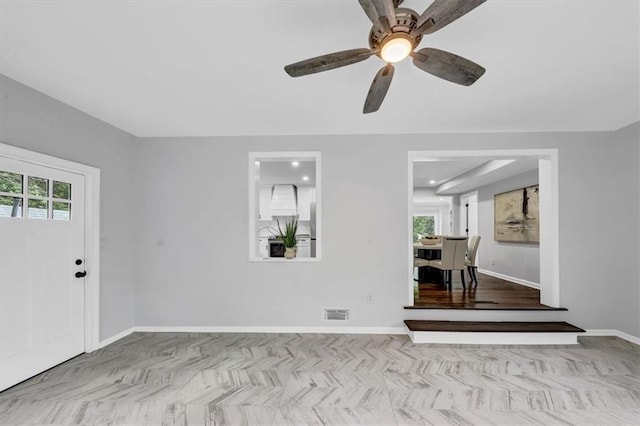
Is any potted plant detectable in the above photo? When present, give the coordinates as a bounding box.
[277,218,298,259]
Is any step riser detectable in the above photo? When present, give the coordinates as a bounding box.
[404,309,568,322]
[408,330,580,345]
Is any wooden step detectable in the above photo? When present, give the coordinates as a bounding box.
[405,320,584,333]
[404,304,568,311]
[404,320,585,345]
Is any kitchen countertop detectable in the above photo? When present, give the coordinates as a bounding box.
[259,234,311,239]
[249,257,321,263]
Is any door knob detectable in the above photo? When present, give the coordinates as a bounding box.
[75,271,87,278]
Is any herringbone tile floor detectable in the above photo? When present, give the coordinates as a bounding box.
[0,332,639,425]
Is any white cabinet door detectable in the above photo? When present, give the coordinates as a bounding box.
[259,186,272,221]
[258,238,269,258]
[297,187,313,221]
[0,157,85,391]
[296,238,310,257]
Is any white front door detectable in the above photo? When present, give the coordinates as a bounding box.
[0,157,85,391]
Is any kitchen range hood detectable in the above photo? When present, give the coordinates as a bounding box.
[270,184,298,217]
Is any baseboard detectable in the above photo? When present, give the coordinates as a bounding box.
[97,327,136,349]
[585,329,640,345]
[477,268,540,289]
[94,326,640,348]
[134,326,407,335]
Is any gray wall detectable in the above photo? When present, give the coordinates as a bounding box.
[614,121,639,335]
[134,128,640,337]
[2,74,639,338]
[0,75,137,340]
[476,170,540,284]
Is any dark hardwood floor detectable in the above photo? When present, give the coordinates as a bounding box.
[408,271,564,310]
[404,320,585,333]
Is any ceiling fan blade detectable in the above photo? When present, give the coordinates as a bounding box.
[415,0,486,35]
[284,49,374,77]
[377,0,397,28]
[412,48,485,86]
[363,64,394,114]
[358,0,379,24]
[358,0,396,31]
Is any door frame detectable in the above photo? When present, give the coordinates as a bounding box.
[408,149,560,308]
[1,143,100,352]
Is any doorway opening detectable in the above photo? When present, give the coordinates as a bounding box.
[407,149,560,309]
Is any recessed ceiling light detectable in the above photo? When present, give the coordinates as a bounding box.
[429,180,436,185]
[302,176,309,181]
[439,198,445,201]
[291,161,300,167]
[254,161,260,166]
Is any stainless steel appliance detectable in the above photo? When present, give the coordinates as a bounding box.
[268,239,285,257]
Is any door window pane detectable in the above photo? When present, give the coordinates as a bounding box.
[28,176,49,198]
[0,196,23,218]
[0,171,23,194]
[28,199,48,219]
[52,201,71,221]
[53,181,71,200]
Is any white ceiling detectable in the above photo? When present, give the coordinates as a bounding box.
[413,159,486,187]
[413,158,538,195]
[259,160,316,186]
[1,0,638,137]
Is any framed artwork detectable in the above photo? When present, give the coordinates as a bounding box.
[494,185,539,243]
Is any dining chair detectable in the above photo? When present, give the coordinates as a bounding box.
[465,235,482,287]
[413,256,430,281]
[413,257,430,268]
[427,236,468,290]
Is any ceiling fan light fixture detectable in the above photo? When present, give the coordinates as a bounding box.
[380,36,413,63]
[284,1,487,113]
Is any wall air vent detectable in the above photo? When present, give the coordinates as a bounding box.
[323,309,349,321]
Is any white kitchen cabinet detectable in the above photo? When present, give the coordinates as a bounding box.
[259,186,272,221]
[297,187,314,221]
[296,237,310,258]
[258,238,269,258]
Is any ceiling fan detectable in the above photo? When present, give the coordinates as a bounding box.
[284,0,487,114]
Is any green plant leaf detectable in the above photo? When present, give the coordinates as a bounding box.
[276,218,298,248]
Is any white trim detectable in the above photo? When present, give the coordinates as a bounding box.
[248,151,321,260]
[90,326,640,349]
[407,330,580,345]
[135,326,407,335]
[97,327,136,349]
[584,329,640,345]
[407,158,415,304]
[0,143,101,352]
[538,155,560,306]
[408,149,559,308]
[477,268,540,289]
